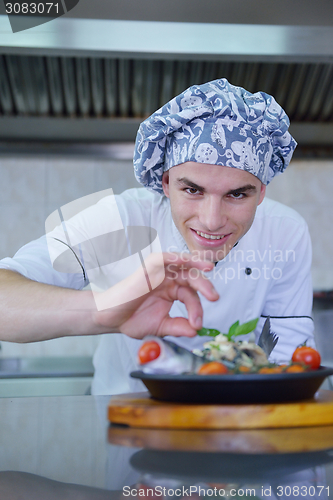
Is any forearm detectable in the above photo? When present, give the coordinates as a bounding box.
[0,270,114,342]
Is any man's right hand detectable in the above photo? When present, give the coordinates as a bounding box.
[93,252,219,339]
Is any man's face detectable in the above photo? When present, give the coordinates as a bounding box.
[162,162,266,262]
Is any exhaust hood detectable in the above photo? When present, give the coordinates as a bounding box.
[0,0,332,147]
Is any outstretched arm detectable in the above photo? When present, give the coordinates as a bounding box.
[0,253,218,343]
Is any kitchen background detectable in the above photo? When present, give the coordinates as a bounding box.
[0,0,332,393]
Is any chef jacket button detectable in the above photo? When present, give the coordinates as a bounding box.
[245,267,252,275]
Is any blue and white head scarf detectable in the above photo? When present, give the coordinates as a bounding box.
[133,79,297,194]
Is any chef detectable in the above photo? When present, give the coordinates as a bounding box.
[0,79,315,395]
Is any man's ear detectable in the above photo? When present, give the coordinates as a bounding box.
[162,171,170,198]
[258,183,266,206]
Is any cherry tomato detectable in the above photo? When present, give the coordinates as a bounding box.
[258,366,285,374]
[198,361,229,375]
[292,346,321,370]
[238,366,251,373]
[285,363,306,373]
[277,364,288,372]
[138,341,161,364]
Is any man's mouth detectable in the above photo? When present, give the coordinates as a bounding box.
[194,230,225,240]
[189,228,233,254]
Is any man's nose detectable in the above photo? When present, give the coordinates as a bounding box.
[199,197,227,231]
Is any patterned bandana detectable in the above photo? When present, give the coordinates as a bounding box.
[133,78,297,194]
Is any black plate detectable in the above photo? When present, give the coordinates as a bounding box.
[130,366,333,404]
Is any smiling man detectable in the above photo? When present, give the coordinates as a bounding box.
[0,79,315,395]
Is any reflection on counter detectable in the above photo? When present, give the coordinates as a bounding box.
[108,423,333,499]
[130,471,329,500]
[108,424,333,454]
[0,471,123,500]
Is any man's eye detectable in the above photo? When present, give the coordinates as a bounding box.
[230,192,245,199]
[185,188,200,195]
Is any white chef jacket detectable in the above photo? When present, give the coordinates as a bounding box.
[0,188,314,395]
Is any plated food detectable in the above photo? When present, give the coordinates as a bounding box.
[194,335,322,375]
[194,333,273,374]
[133,322,328,404]
[137,321,322,376]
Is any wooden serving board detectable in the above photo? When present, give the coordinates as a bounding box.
[108,390,333,430]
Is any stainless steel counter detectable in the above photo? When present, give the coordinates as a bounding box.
[0,394,333,499]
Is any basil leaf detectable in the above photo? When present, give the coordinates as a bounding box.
[197,318,259,340]
[197,327,221,337]
[232,318,259,338]
[226,320,239,341]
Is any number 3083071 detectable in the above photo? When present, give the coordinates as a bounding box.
[5,3,60,14]
[276,485,329,497]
